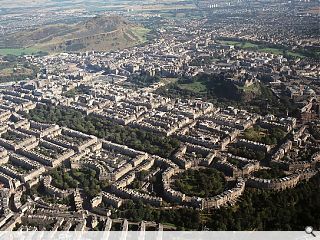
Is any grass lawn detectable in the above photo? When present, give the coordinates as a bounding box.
[259,47,283,55]
[178,81,207,93]
[0,48,41,56]
[243,126,268,142]
[243,125,286,145]
[160,77,178,85]
[236,83,261,94]
[286,51,305,58]
[131,27,151,43]
[220,40,241,46]
[219,40,306,58]
[220,40,259,49]
[242,42,259,49]
[162,222,177,228]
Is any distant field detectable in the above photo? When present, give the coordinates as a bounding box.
[286,51,305,58]
[258,47,283,55]
[160,78,178,85]
[236,83,261,94]
[219,40,306,58]
[220,40,258,49]
[178,81,207,93]
[130,27,151,43]
[0,48,41,56]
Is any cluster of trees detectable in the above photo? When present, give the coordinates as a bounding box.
[228,146,266,161]
[65,43,86,52]
[0,57,39,83]
[27,182,73,206]
[179,73,245,101]
[50,167,109,198]
[128,74,161,87]
[174,168,226,198]
[130,170,152,190]
[156,73,252,109]
[62,86,86,98]
[27,105,180,158]
[244,125,287,145]
[42,193,73,206]
[113,200,201,230]
[227,158,245,168]
[309,123,320,140]
[50,167,78,189]
[253,167,286,179]
[2,55,18,62]
[156,73,300,117]
[250,84,300,117]
[295,146,319,162]
[130,179,143,191]
[267,127,287,144]
[189,57,217,66]
[207,174,320,230]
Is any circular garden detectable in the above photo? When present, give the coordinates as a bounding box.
[172,168,226,198]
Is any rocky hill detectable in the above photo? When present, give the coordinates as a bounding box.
[1,15,148,53]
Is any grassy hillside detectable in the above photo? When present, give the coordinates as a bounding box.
[0,15,150,54]
[0,48,41,56]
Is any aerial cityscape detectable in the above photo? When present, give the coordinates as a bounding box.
[0,0,319,234]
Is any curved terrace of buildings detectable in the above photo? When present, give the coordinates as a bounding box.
[42,175,74,199]
[161,166,245,209]
[247,169,319,191]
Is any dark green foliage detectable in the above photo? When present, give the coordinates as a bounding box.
[65,43,85,52]
[207,174,320,230]
[3,55,18,62]
[156,73,258,104]
[27,105,180,158]
[189,56,216,66]
[250,84,300,117]
[63,89,78,98]
[114,200,201,230]
[243,125,287,145]
[253,167,287,179]
[295,147,319,162]
[49,167,109,199]
[20,192,28,205]
[309,123,320,140]
[32,183,73,205]
[128,74,161,87]
[173,168,226,198]
[62,86,86,98]
[228,146,266,161]
[0,58,39,82]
